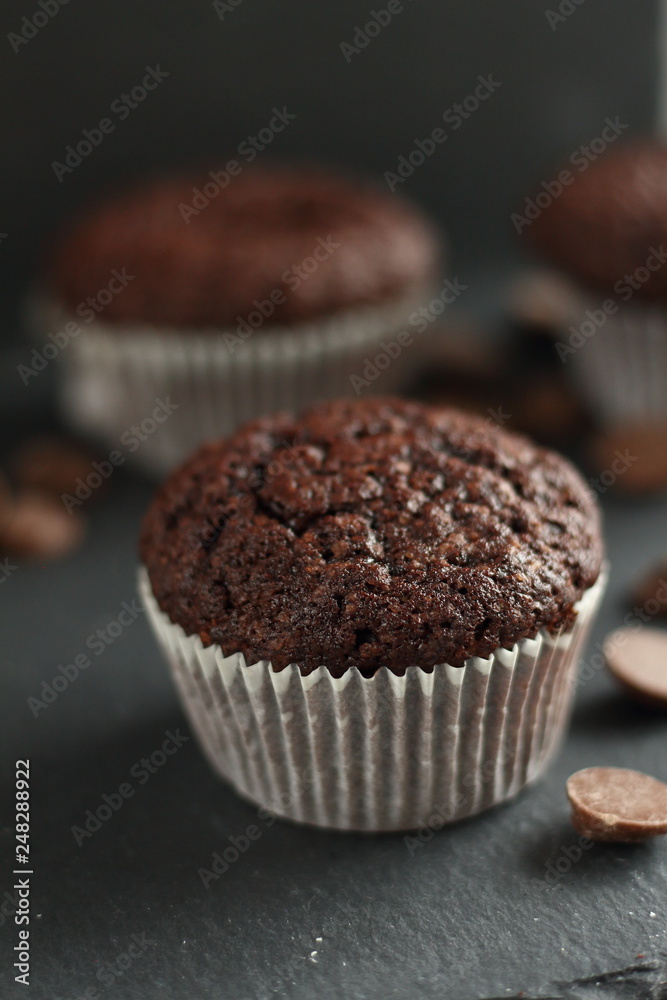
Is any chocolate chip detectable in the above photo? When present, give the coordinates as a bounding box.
[604,626,667,709]
[588,423,667,495]
[506,269,578,332]
[1,493,85,560]
[11,437,95,499]
[632,559,667,617]
[513,374,587,443]
[567,766,667,842]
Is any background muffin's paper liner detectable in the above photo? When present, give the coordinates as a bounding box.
[29,289,438,477]
[513,271,667,427]
[138,567,606,832]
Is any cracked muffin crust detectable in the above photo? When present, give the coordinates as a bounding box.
[140,397,603,677]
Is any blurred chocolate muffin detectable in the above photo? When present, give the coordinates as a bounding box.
[47,167,441,328]
[528,140,667,300]
[39,165,443,474]
[521,139,667,447]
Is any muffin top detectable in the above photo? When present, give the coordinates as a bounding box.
[528,140,667,299]
[140,397,603,677]
[46,166,440,328]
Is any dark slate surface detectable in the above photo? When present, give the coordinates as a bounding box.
[1,0,665,994]
[0,432,666,1000]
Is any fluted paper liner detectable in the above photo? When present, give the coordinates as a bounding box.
[30,289,435,476]
[139,568,606,831]
[522,272,667,427]
[567,304,667,426]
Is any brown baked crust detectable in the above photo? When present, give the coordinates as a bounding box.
[527,140,667,299]
[140,398,603,676]
[46,167,441,327]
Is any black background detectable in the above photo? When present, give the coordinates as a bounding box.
[0,0,659,330]
[1,3,666,999]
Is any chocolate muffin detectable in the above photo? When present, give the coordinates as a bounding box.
[528,141,667,299]
[141,397,603,677]
[47,167,440,328]
[522,139,667,434]
[139,397,606,830]
[39,166,442,475]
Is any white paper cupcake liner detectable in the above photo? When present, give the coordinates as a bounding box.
[517,272,667,427]
[29,289,436,476]
[138,567,606,832]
